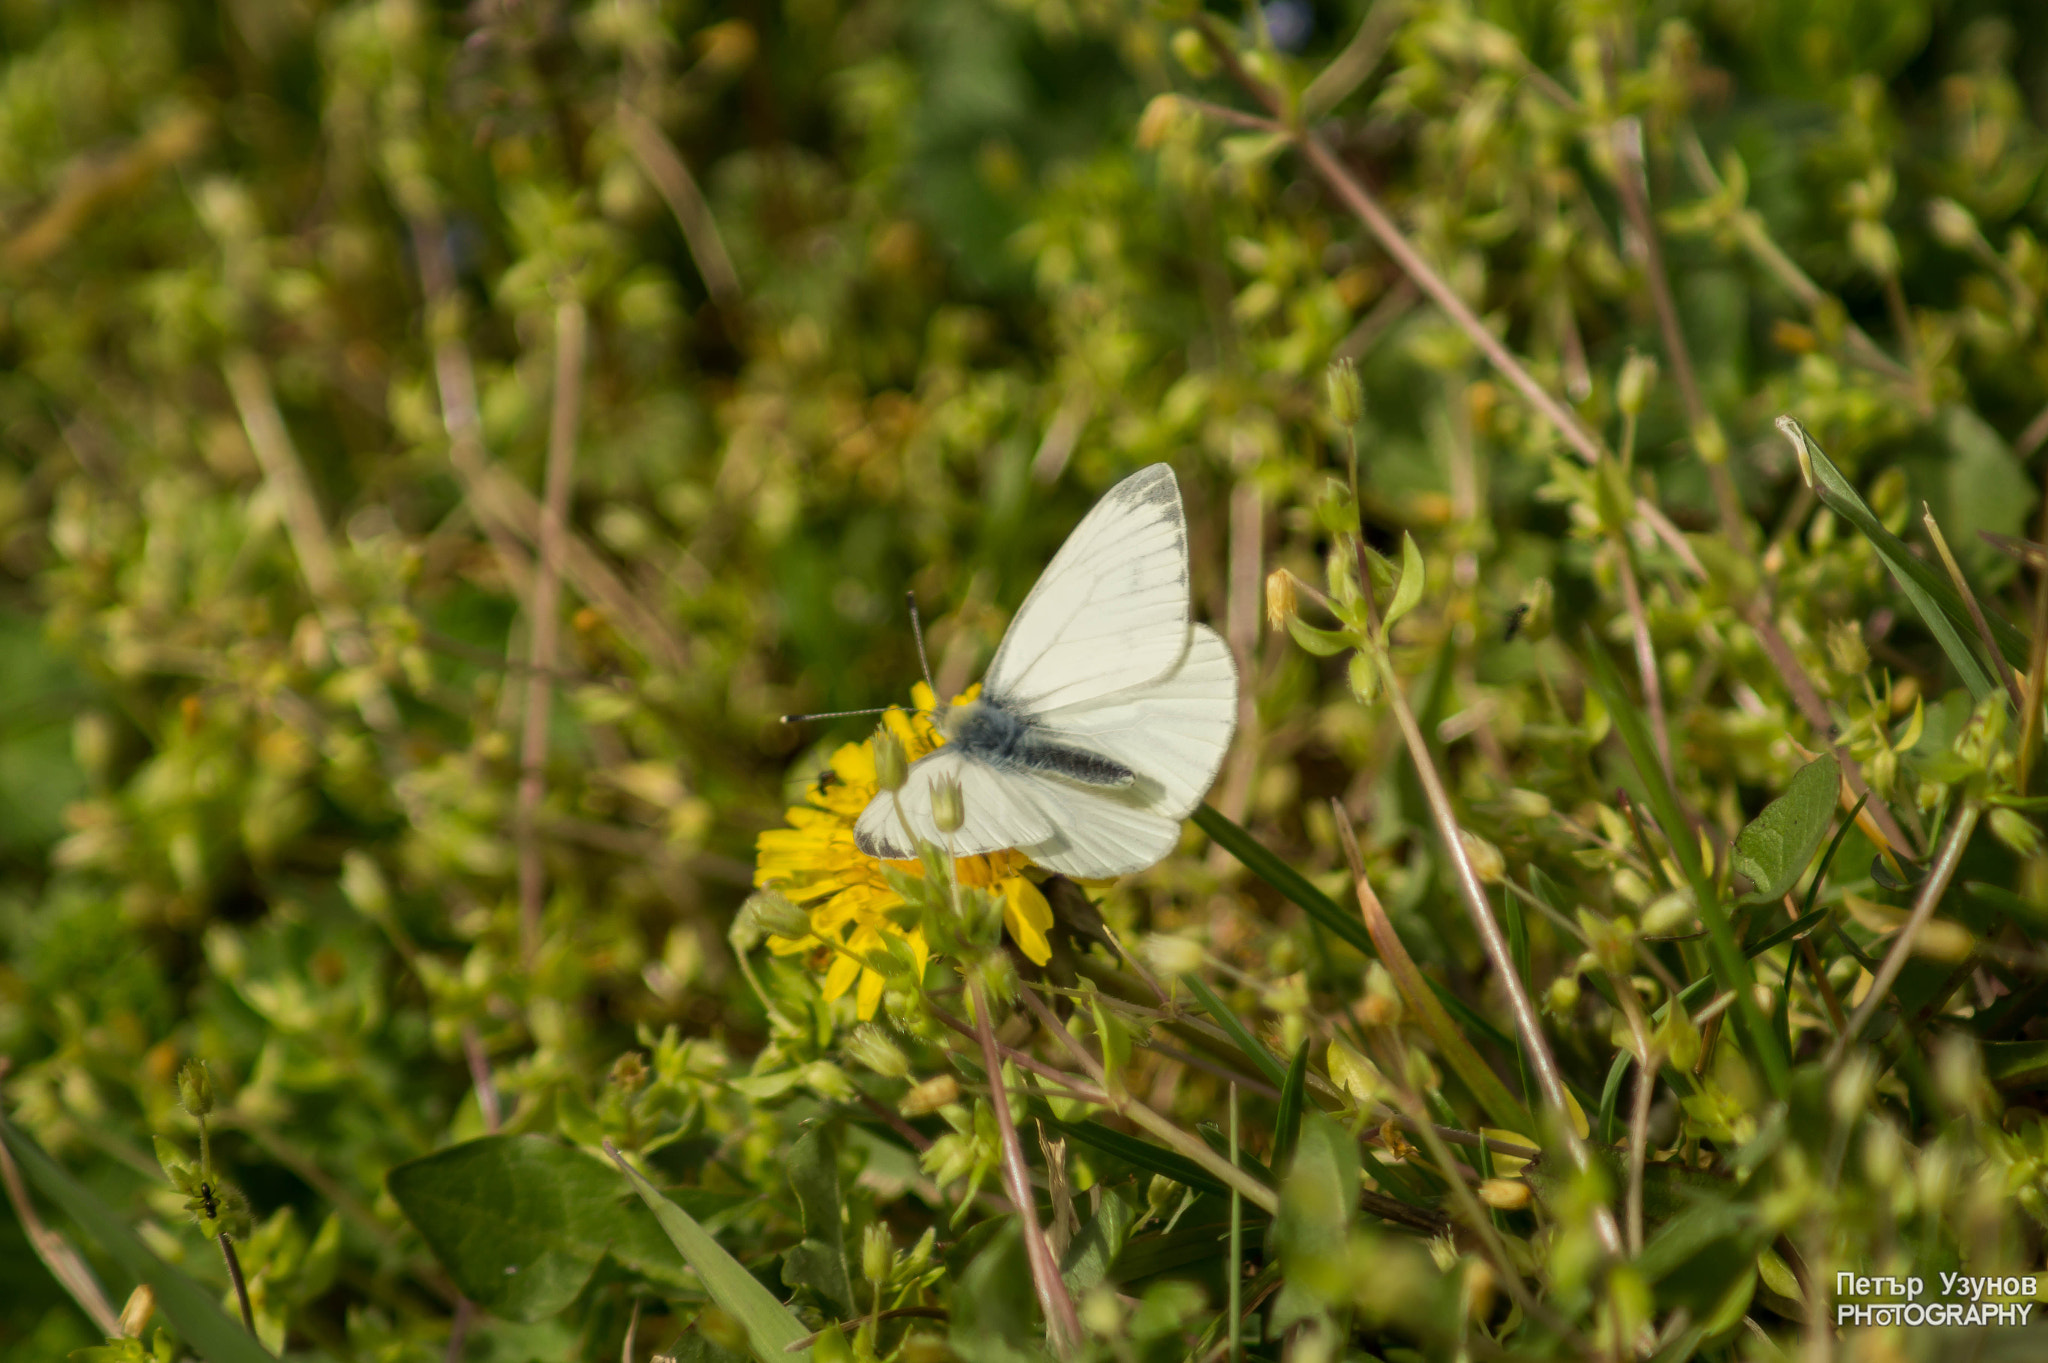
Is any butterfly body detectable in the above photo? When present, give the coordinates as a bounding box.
[943,697,1137,788]
[854,464,1237,879]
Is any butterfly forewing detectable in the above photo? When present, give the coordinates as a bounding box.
[982,464,1192,713]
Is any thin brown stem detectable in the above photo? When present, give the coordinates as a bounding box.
[220,1231,255,1333]
[463,1023,502,1133]
[1827,802,1983,1068]
[616,104,742,307]
[969,978,1081,1356]
[0,1112,121,1336]
[517,298,588,964]
[445,1298,476,1363]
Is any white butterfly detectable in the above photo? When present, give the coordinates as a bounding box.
[854,464,1238,878]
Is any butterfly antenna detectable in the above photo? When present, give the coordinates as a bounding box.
[906,590,936,695]
[780,706,899,724]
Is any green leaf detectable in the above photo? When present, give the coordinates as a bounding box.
[1579,631,1788,1097]
[1039,1115,1232,1200]
[1380,530,1425,641]
[1269,1115,1359,1334]
[1059,1186,1134,1295]
[387,1135,695,1323]
[605,1142,813,1362]
[1731,753,1841,903]
[780,1125,856,1317]
[1779,418,2018,697]
[1271,1039,1311,1175]
[1285,615,1353,657]
[1192,804,1517,1057]
[1982,1041,2048,1089]
[1180,973,1289,1090]
[0,1114,276,1363]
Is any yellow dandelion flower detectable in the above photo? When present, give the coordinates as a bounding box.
[755,682,1055,1019]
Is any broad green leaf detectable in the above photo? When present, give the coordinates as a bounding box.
[606,1142,812,1362]
[780,1125,856,1317]
[0,1115,276,1363]
[1380,530,1425,640]
[1269,1115,1359,1334]
[1731,752,1840,903]
[387,1135,695,1323]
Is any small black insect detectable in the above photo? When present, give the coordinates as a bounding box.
[197,1181,219,1219]
[1503,602,1531,642]
[811,769,841,798]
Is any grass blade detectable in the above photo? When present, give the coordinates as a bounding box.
[603,1140,811,1361]
[0,1115,276,1363]
[1181,973,1290,1090]
[1272,1039,1310,1174]
[1580,630,1789,1097]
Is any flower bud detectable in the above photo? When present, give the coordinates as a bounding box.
[1545,974,1581,1017]
[1327,1037,1386,1106]
[1347,650,1382,705]
[1639,891,1695,938]
[899,1073,960,1117]
[1478,1178,1530,1210]
[1326,358,1364,427]
[873,727,908,793]
[1171,27,1218,79]
[177,1060,215,1118]
[1503,788,1551,822]
[1135,94,1188,151]
[846,1024,911,1080]
[1457,830,1505,885]
[930,774,965,834]
[1616,352,1658,417]
[746,889,813,943]
[1928,198,1978,250]
[1265,568,1299,629]
[118,1284,155,1339]
[862,1220,894,1285]
[1360,961,1403,1029]
[1990,807,2043,859]
[1825,620,1870,676]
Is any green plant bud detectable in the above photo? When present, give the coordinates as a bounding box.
[862,1220,894,1285]
[1478,1178,1530,1210]
[1326,357,1364,426]
[1990,807,2043,859]
[873,727,908,792]
[1639,891,1695,937]
[1171,27,1217,79]
[899,1074,960,1117]
[746,888,812,943]
[1361,961,1404,1028]
[1135,94,1189,151]
[1457,829,1505,885]
[1578,909,1634,976]
[1849,218,1900,277]
[802,1060,855,1102]
[726,896,765,954]
[339,849,391,920]
[1657,1007,1700,1072]
[1145,1172,1179,1215]
[1503,787,1551,822]
[1825,620,1870,676]
[845,1024,911,1080]
[177,1060,214,1118]
[1928,198,1978,249]
[1327,1036,1386,1105]
[1265,568,1298,629]
[930,774,964,834]
[1616,352,1658,417]
[1545,974,1580,1016]
[1080,1285,1125,1337]
[1347,650,1382,705]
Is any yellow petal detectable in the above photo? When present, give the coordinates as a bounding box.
[855,966,886,1019]
[1002,876,1054,966]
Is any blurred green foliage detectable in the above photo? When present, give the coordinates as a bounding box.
[3,0,2048,1359]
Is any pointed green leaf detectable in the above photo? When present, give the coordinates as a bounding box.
[1731,753,1840,903]
[1286,616,1353,657]
[1380,531,1425,640]
[1180,973,1289,1090]
[605,1142,811,1362]
[1271,1039,1311,1175]
[1059,1186,1134,1295]
[0,1115,276,1363]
